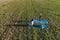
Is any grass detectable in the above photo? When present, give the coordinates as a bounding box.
[0,0,60,40]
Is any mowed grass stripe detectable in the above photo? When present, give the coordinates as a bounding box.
[0,0,27,40]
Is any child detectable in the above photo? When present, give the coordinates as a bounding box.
[39,14,42,20]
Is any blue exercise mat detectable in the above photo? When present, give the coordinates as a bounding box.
[33,19,48,25]
[28,24,48,29]
[42,25,48,29]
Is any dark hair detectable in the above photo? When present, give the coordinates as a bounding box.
[31,19,33,21]
[39,16,42,18]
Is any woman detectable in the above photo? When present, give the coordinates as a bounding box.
[31,19,34,26]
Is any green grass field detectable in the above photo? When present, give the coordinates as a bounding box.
[0,0,60,40]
